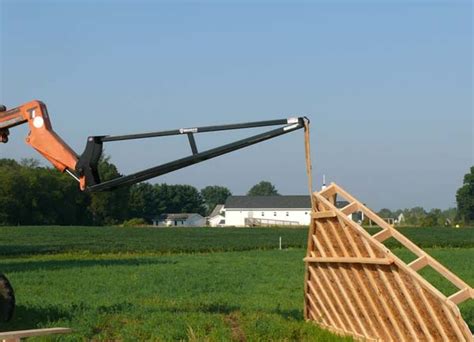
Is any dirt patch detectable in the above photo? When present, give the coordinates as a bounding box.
[224,312,247,342]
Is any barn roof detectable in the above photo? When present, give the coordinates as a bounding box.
[225,196,311,209]
[158,213,200,220]
[209,204,225,217]
[225,196,350,210]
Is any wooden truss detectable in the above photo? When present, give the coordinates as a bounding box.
[0,328,71,342]
[304,183,473,341]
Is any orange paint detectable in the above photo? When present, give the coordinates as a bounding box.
[1,100,86,190]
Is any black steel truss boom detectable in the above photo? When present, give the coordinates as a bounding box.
[101,118,295,142]
[76,117,308,192]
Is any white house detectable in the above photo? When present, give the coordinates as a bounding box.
[207,204,225,227]
[154,213,206,227]
[396,213,405,225]
[224,196,310,227]
[224,196,352,227]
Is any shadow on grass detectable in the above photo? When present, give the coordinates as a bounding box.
[96,302,135,314]
[0,258,178,274]
[0,245,90,257]
[0,304,73,332]
[197,303,240,315]
[274,307,304,321]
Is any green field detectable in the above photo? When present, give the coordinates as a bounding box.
[0,227,472,340]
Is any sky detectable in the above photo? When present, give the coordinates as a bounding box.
[0,0,472,210]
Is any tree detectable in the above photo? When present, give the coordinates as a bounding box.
[55,171,91,225]
[0,158,91,225]
[378,208,394,219]
[402,207,427,226]
[456,166,474,224]
[128,183,158,222]
[88,157,130,225]
[20,158,40,168]
[440,208,457,226]
[154,184,206,216]
[247,181,279,196]
[201,185,232,215]
[0,159,26,225]
[421,208,442,227]
[0,159,20,168]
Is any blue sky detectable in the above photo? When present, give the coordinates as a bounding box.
[0,0,472,210]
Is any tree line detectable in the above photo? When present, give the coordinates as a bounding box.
[376,207,458,227]
[376,166,474,227]
[0,158,472,226]
[0,158,279,226]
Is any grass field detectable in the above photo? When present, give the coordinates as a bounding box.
[0,226,472,256]
[0,226,472,341]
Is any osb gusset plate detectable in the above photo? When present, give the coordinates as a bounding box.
[304,183,473,342]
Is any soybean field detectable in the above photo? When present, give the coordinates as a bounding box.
[0,226,472,341]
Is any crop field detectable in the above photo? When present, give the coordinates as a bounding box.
[0,226,472,341]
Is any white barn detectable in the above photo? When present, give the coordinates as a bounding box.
[154,213,206,227]
[224,196,351,227]
[224,196,311,227]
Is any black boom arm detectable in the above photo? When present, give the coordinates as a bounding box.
[76,117,308,192]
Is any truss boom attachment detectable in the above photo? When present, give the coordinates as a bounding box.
[77,117,307,192]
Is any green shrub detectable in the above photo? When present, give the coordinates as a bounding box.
[122,218,148,227]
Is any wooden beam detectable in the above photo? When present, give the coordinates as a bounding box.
[427,258,471,291]
[307,274,343,329]
[412,280,450,340]
[304,256,394,265]
[408,256,428,272]
[355,235,413,341]
[306,292,326,324]
[310,266,361,335]
[325,220,378,338]
[0,328,72,342]
[333,209,397,341]
[372,229,392,243]
[392,269,433,340]
[448,288,473,305]
[312,223,369,337]
[312,211,337,219]
[340,202,359,215]
[376,267,419,340]
[439,303,466,341]
[359,207,399,234]
[319,184,337,199]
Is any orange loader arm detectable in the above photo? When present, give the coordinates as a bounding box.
[0,100,86,189]
[1,100,306,193]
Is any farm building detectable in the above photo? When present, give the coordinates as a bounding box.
[153,213,206,227]
[207,204,225,227]
[223,196,353,227]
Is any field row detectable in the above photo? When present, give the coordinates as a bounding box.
[0,226,473,256]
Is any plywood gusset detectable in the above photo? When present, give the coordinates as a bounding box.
[304,183,473,341]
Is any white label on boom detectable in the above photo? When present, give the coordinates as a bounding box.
[179,128,198,134]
